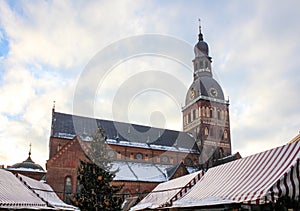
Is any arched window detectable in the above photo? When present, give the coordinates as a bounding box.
[210,128,214,137]
[64,176,72,204]
[192,109,196,121]
[204,60,208,68]
[204,127,209,136]
[210,108,214,118]
[224,130,228,139]
[221,110,224,120]
[217,110,221,120]
[188,113,191,123]
[220,130,224,140]
[202,107,206,117]
[206,107,210,117]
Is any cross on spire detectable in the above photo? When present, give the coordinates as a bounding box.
[198,18,203,41]
[29,143,32,157]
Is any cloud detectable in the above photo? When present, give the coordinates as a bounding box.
[0,0,299,167]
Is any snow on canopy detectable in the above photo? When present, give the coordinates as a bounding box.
[172,141,300,208]
[131,170,204,210]
[17,174,78,210]
[0,169,47,209]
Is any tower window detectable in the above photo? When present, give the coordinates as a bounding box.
[210,109,213,118]
[204,60,208,68]
[224,130,228,139]
[204,127,209,136]
[206,107,210,117]
[210,128,214,137]
[217,110,221,120]
[220,130,224,140]
[192,109,196,120]
[188,113,191,123]
[202,107,206,117]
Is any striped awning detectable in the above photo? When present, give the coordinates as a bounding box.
[0,169,47,209]
[173,141,300,208]
[131,170,204,210]
[17,174,78,210]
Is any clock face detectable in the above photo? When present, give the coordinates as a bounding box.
[190,89,195,99]
[209,87,218,97]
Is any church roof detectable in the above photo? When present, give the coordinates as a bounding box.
[112,161,196,182]
[51,111,198,152]
[185,76,226,107]
[8,148,44,172]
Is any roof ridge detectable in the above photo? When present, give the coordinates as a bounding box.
[54,111,185,133]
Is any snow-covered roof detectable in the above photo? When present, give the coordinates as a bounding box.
[113,161,174,182]
[131,170,204,210]
[112,161,197,182]
[0,169,78,210]
[0,169,47,209]
[52,111,199,153]
[18,174,78,210]
[7,167,45,173]
[106,139,198,153]
[172,141,300,208]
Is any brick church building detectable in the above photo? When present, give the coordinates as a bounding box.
[46,24,233,203]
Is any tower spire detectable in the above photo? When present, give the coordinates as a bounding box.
[198,18,203,41]
[29,143,32,157]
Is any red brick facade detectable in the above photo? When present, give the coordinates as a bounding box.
[46,136,198,201]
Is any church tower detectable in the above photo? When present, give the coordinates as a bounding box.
[182,21,231,167]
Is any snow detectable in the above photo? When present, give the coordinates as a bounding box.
[7,167,45,173]
[130,171,204,210]
[112,161,172,182]
[173,196,236,208]
[106,139,198,153]
[56,133,198,154]
[18,174,78,210]
[0,169,47,209]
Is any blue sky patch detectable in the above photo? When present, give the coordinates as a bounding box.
[0,29,9,57]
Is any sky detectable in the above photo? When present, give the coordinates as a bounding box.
[0,0,299,168]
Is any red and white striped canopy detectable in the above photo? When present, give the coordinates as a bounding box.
[173,141,300,208]
[131,170,204,210]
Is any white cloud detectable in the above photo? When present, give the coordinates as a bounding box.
[0,0,299,167]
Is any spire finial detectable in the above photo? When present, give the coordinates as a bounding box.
[53,101,56,111]
[198,18,203,41]
[29,143,32,157]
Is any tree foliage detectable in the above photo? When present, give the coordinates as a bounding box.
[72,126,123,210]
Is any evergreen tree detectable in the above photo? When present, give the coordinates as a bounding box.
[72,126,123,210]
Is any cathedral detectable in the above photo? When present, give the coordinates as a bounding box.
[182,23,232,167]
[46,23,235,202]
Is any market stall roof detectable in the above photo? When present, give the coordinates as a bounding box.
[17,174,78,210]
[0,169,48,209]
[172,140,300,208]
[131,170,204,210]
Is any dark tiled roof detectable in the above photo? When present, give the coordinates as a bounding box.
[10,156,44,171]
[52,112,198,151]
